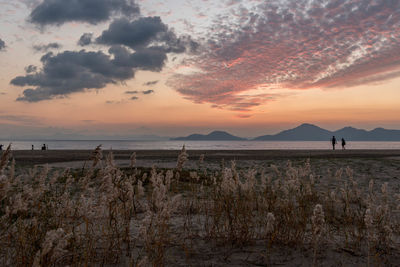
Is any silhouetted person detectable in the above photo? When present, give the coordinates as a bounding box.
[0,144,2,150]
[341,138,346,150]
[41,144,46,151]
[32,145,34,150]
[331,136,337,150]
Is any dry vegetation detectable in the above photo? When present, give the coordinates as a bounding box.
[0,144,399,266]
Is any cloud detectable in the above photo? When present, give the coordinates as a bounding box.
[0,38,5,51]
[125,90,138,94]
[12,15,197,102]
[109,45,167,71]
[11,45,172,102]
[125,89,154,95]
[96,17,198,53]
[143,80,158,86]
[0,114,42,125]
[169,0,400,111]
[33,42,61,52]
[78,33,93,46]
[24,65,37,73]
[236,114,251,119]
[12,49,136,102]
[130,96,139,100]
[29,0,140,26]
[142,89,154,95]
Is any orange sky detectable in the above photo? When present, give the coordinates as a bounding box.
[1,0,400,138]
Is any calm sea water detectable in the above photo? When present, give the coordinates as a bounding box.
[1,140,400,150]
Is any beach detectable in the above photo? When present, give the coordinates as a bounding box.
[1,148,399,266]
[10,149,400,165]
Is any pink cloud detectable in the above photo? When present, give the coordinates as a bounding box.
[169,0,400,111]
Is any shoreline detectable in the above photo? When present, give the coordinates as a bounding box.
[7,149,400,165]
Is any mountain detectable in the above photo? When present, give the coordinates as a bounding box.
[334,127,400,141]
[333,127,370,140]
[171,131,246,141]
[254,124,400,141]
[254,123,332,141]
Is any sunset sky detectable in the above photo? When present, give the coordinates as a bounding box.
[1,0,400,138]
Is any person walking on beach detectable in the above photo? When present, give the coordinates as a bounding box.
[341,138,346,150]
[0,144,2,150]
[32,144,34,150]
[331,136,337,150]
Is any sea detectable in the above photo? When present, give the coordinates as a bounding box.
[1,140,400,150]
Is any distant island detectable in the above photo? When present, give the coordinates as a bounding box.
[171,124,400,141]
[171,131,246,141]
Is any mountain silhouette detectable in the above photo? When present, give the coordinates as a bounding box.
[254,124,400,141]
[170,124,400,141]
[171,131,246,141]
[254,123,332,141]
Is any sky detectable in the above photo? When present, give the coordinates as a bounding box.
[0,0,400,138]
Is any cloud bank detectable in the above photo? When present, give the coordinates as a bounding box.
[12,47,166,102]
[169,0,400,111]
[30,0,140,26]
[13,2,197,102]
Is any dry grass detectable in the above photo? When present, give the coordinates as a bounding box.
[0,145,399,266]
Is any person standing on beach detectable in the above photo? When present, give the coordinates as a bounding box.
[341,138,346,150]
[0,144,2,150]
[331,136,337,150]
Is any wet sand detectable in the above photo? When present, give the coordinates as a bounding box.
[7,149,400,165]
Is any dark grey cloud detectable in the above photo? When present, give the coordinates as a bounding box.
[125,90,138,94]
[142,89,154,95]
[96,17,198,53]
[0,38,5,51]
[33,42,61,52]
[11,46,169,102]
[143,80,158,86]
[12,50,134,102]
[125,89,154,95]
[24,65,37,73]
[12,14,197,102]
[78,33,93,46]
[30,0,140,26]
[130,96,139,100]
[109,45,167,71]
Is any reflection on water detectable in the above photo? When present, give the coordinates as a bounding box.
[1,140,400,150]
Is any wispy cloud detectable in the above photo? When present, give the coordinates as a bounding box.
[142,89,154,95]
[0,114,42,125]
[169,0,400,111]
[143,80,159,86]
[125,90,154,95]
[125,90,139,94]
[32,42,61,52]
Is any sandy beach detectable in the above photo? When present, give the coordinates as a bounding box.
[2,148,399,266]
[10,149,400,165]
